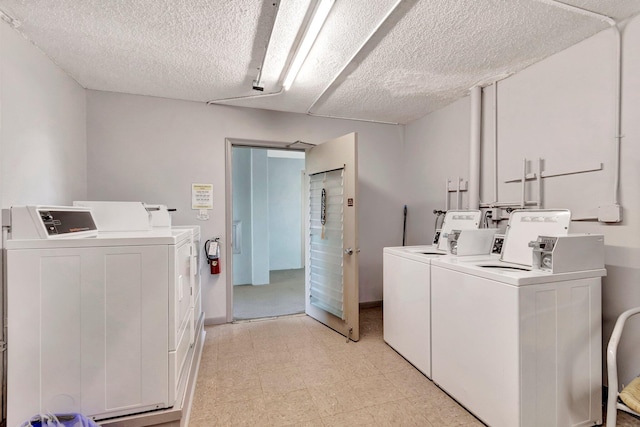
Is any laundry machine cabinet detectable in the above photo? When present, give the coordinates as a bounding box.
[383,246,443,377]
[6,242,171,425]
[430,261,604,427]
[5,205,198,426]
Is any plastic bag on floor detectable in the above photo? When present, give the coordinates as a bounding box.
[20,413,99,427]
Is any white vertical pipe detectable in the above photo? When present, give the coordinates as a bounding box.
[456,176,461,209]
[493,82,499,204]
[537,158,543,208]
[469,86,482,210]
[521,159,527,209]
[445,179,450,211]
[612,26,622,205]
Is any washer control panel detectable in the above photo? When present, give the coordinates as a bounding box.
[530,234,604,273]
[9,206,98,239]
[38,209,97,236]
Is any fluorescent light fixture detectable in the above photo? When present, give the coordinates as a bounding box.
[282,0,335,91]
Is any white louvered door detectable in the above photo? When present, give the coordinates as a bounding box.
[305,133,359,341]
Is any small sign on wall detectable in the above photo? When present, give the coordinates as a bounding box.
[192,183,213,220]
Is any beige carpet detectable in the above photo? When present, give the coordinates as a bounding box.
[233,268,305,320]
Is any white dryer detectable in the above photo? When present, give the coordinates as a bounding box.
[430,210,606,427]
[5,204,197,425]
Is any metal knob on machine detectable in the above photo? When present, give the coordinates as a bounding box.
[448,230,461,255]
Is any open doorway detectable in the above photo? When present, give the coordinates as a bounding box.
[231,146,306,320]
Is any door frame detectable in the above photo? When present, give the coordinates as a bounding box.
[224,138,308,322]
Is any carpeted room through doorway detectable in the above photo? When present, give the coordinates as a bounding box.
[233,269,305,320]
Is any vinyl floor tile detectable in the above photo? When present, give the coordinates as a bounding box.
[307,380,360,417]
[191,308,487,426]
[346,374,405,408]
[264,389,321,426]
[384,366,440,398]
[367,398,434,426]
[259,365,307,395]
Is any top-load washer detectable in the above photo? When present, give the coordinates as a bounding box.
[383,210,482,378]
[5,203,199,425]
[430,210,606,427]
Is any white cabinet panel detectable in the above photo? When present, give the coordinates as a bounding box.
[7,245,170,425]
[431,265,602,427]
[383,252,431,377]
[431,266,520,426]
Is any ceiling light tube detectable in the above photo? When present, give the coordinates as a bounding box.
[282,0,335,90]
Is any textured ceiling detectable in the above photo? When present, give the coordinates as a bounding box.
[1,0,639,124]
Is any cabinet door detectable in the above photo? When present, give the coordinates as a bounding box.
[7,245,170,425]
[383,253,431,377]
[519,279,602,426]
[431,266,519,427]
[175,239,192,337]
[81,245,170,417]
[7,249,83,426]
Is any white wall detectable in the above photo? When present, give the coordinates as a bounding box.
[268,156,304,271]
[403,97,471,244]
[1,21,87,208]
[404,19,640,387]
[86,91,404,323]
[0,21,87,423]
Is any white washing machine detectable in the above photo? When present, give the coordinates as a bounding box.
[430,210,606,427]
[5,204,198,425]
[383,245,444,378]
[383,210,483,378]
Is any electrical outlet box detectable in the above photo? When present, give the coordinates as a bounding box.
[598,205,622,223]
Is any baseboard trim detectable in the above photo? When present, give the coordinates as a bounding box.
[204,316,227,326]
[208,302,382,326]
[359,300,382,309]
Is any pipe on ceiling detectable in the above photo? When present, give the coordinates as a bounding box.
[206,88,284,105]
[306,111,399,125]
[493,82,498,205]
[469,86,482,210]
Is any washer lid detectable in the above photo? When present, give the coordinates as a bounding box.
[501,209,571,266]
[73,201,151,232]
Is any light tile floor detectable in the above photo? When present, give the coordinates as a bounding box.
[190,307,640,426]
[190,307,483,426]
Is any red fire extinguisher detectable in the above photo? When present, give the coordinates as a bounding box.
[205,238,221,275]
